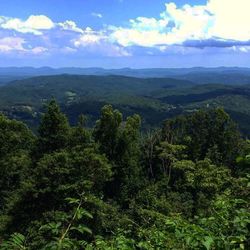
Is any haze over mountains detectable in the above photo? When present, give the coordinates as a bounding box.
[1,67,250,85]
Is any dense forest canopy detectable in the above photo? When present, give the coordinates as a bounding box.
[0,100,249,249]
[1,74,250,135]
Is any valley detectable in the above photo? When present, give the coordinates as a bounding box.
[0,69,250,135]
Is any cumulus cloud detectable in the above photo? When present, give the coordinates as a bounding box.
[58,20,84,33]
[73,28,104,47]
[0,36,49,56]
[1,15,54,35]
[0,14,130,57]
[1,0,250,59]
[72,28,131,57]
[111,0,250,48]
[207,0,250,41]
[0,37,25,52]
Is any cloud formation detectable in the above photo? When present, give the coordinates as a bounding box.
[1,15,54,35]
[0,37,25,52]
[0,0,250,60]
[0,14,130,57]
[112,0,250,48]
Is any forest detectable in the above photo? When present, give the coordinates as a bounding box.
[0,99,249,249]
[1,74,250,135]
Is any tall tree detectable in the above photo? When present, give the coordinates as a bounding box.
[116,114,142,201]
[37,100,70,155]
[93,105,122,160]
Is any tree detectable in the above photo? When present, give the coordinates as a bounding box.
[93,105,122,160]
[157,142,186,184]
[141,129,161,179]
[116,114,142,202]
[1,145,112,242]
[68,115,92,149]
[162,108,243,167]
[0,105,249,249]
[173,159,232,214]
[0,115,34,208]
[37,100,70,155]
[0,115,34,159]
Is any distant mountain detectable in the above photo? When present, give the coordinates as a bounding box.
[0,74,195,106]
[1,67,250,85]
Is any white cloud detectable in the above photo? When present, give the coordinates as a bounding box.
[130,17,168,32]
[73,28,104,47]
[110,2,212,47]
[111,28,168,47]
[207,0,250,41]
[0,37,25,52]
[91,12,103,18]
[239,47,250,53]
[0,16,8,25]
[72,28,131,57]
[1,0,250,59]
[0,36,50,55]
[231,46,250,53]
[1,15,54,35]
[31,46,48,54]
[58,20,84,33]
[111,0,250,47]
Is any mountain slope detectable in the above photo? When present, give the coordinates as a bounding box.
[0,74,249,135]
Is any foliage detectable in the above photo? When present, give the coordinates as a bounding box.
[0,101,249,249]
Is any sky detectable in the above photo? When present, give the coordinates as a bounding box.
[0,0,250,68]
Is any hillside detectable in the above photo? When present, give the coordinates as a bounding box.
[0,74,250,135]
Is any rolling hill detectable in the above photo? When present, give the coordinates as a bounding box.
[0,74,249,135]
[1,67,250,85]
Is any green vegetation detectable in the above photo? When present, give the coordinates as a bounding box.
[0,100,249,249]
[1,75,250,135]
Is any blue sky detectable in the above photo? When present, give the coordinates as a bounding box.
[0,0,250,68]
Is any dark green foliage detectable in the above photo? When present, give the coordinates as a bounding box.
[0,115,34,158]
[0,100,249,249]
[94,106,143,202]
[163,108,243,167]
[0,115,34,208]
[94,105,123,160]
[37,100,70,154]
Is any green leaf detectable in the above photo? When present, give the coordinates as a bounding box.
[65,197,80,204]
[71,226,92,235]
[202,236,214,250]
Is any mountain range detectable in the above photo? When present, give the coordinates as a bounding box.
[1,67,250,85]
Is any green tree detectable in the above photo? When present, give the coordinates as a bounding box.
[2,147,112,238]
[93,105,122,160]
[116,114,142,202]
[0,115,34,208]
[37,100,70,155]
[141,129,161,179]
[157,142,186,183]
[68,115,91,148]
[163,108,243,167]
